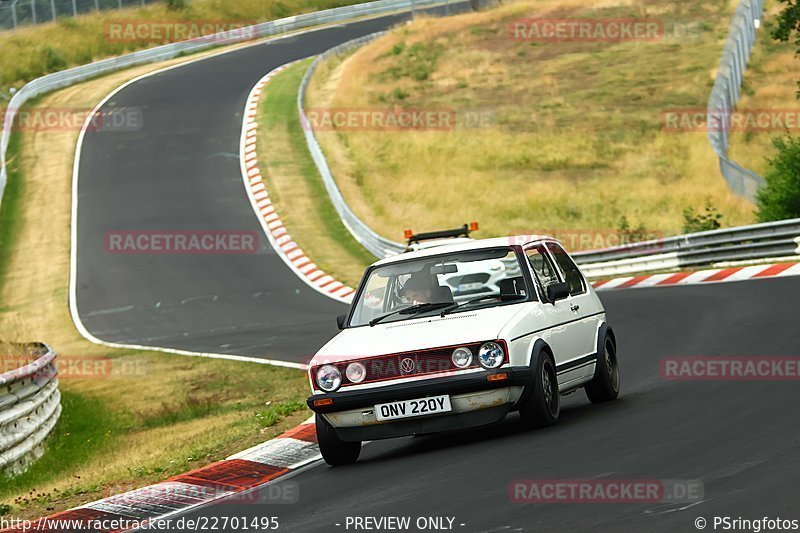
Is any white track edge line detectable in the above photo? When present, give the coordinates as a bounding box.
[238,62,355,305]
[66,25,374,370]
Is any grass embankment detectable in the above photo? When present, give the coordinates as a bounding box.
[0,54,310,520]
[727,1,800,175]
[255,60,375,287]
[0,0,364,90]
[306,0,766,245]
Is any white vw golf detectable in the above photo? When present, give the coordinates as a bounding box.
[307,233,620,465]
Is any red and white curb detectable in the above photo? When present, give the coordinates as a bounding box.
[591,261,800,291]
[1,419,319,532]
[239,61,356,304]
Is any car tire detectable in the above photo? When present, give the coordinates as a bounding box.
[585,336,620,403]
[519,350,560,429]
[316,414,361,466]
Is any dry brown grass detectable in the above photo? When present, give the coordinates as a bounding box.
[0,50,309,520]
[307,0,761,244]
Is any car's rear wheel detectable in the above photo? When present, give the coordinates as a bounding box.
[519,350,560,429]
[316,414,361,466]
[585,336,620,403]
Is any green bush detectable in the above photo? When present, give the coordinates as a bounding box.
[38,46,67,73]
[683,198,723,233]
[165,0,188,11]
[756,135,800,221]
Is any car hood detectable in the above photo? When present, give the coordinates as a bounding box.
[312,304,527,364]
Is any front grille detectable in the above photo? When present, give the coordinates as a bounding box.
[334,344,482,387]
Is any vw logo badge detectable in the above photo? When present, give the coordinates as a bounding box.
[400,357,416,374]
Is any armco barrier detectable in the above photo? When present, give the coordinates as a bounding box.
[572,218,800,278]
[707,0,765,200]
[0,0,454,212]
[0,343,61,477]
[298,32,407,259]
[297,1,474,258]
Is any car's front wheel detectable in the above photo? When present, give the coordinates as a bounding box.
[519,350,560,429]
[585,336,620,403]
[316,414,361,466]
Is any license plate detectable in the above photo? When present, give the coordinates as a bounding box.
[375,395,452,421]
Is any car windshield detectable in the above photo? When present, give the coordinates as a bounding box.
[348,247,531,327]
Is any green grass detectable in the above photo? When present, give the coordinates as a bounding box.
[0,390,120,504]
[0,133,25,292]
[255,400,307,428]
[256,59,374,285]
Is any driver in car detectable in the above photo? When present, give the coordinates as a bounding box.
[401,273,435,305]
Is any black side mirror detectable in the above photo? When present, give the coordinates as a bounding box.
[336,314,347,330]
[546,282,570,303]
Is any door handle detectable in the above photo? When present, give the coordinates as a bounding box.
[570,304,580,312]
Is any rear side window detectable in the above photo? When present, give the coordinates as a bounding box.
[546,243,586,296]
[525,245,561,297]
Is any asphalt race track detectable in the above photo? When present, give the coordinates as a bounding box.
[73,4,800,532]
[74,6,467,363]
[170,277,800,532]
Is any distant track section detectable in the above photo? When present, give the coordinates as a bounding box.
[72,12,460,364]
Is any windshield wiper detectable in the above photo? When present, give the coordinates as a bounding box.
[441,294,527,316]
[369,302,453,327]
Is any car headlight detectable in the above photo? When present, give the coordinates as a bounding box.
[478,341,505,369]
[316,364,342,392]
[451,347,473,368]
[345,362,367,383]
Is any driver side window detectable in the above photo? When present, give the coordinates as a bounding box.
[525,245,560,296]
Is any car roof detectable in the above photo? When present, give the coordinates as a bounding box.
[374,235,558,266]
[406,237,475,250]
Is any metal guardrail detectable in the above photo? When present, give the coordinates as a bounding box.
[0,0,454,212]
[0,342,61,476]
[572,219,800,278]
[707,0,765,201]
[297,2,475,258]
[298,32,407,259]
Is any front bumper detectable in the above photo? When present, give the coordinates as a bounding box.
[307,366,533,414]
[306,367,533,441]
